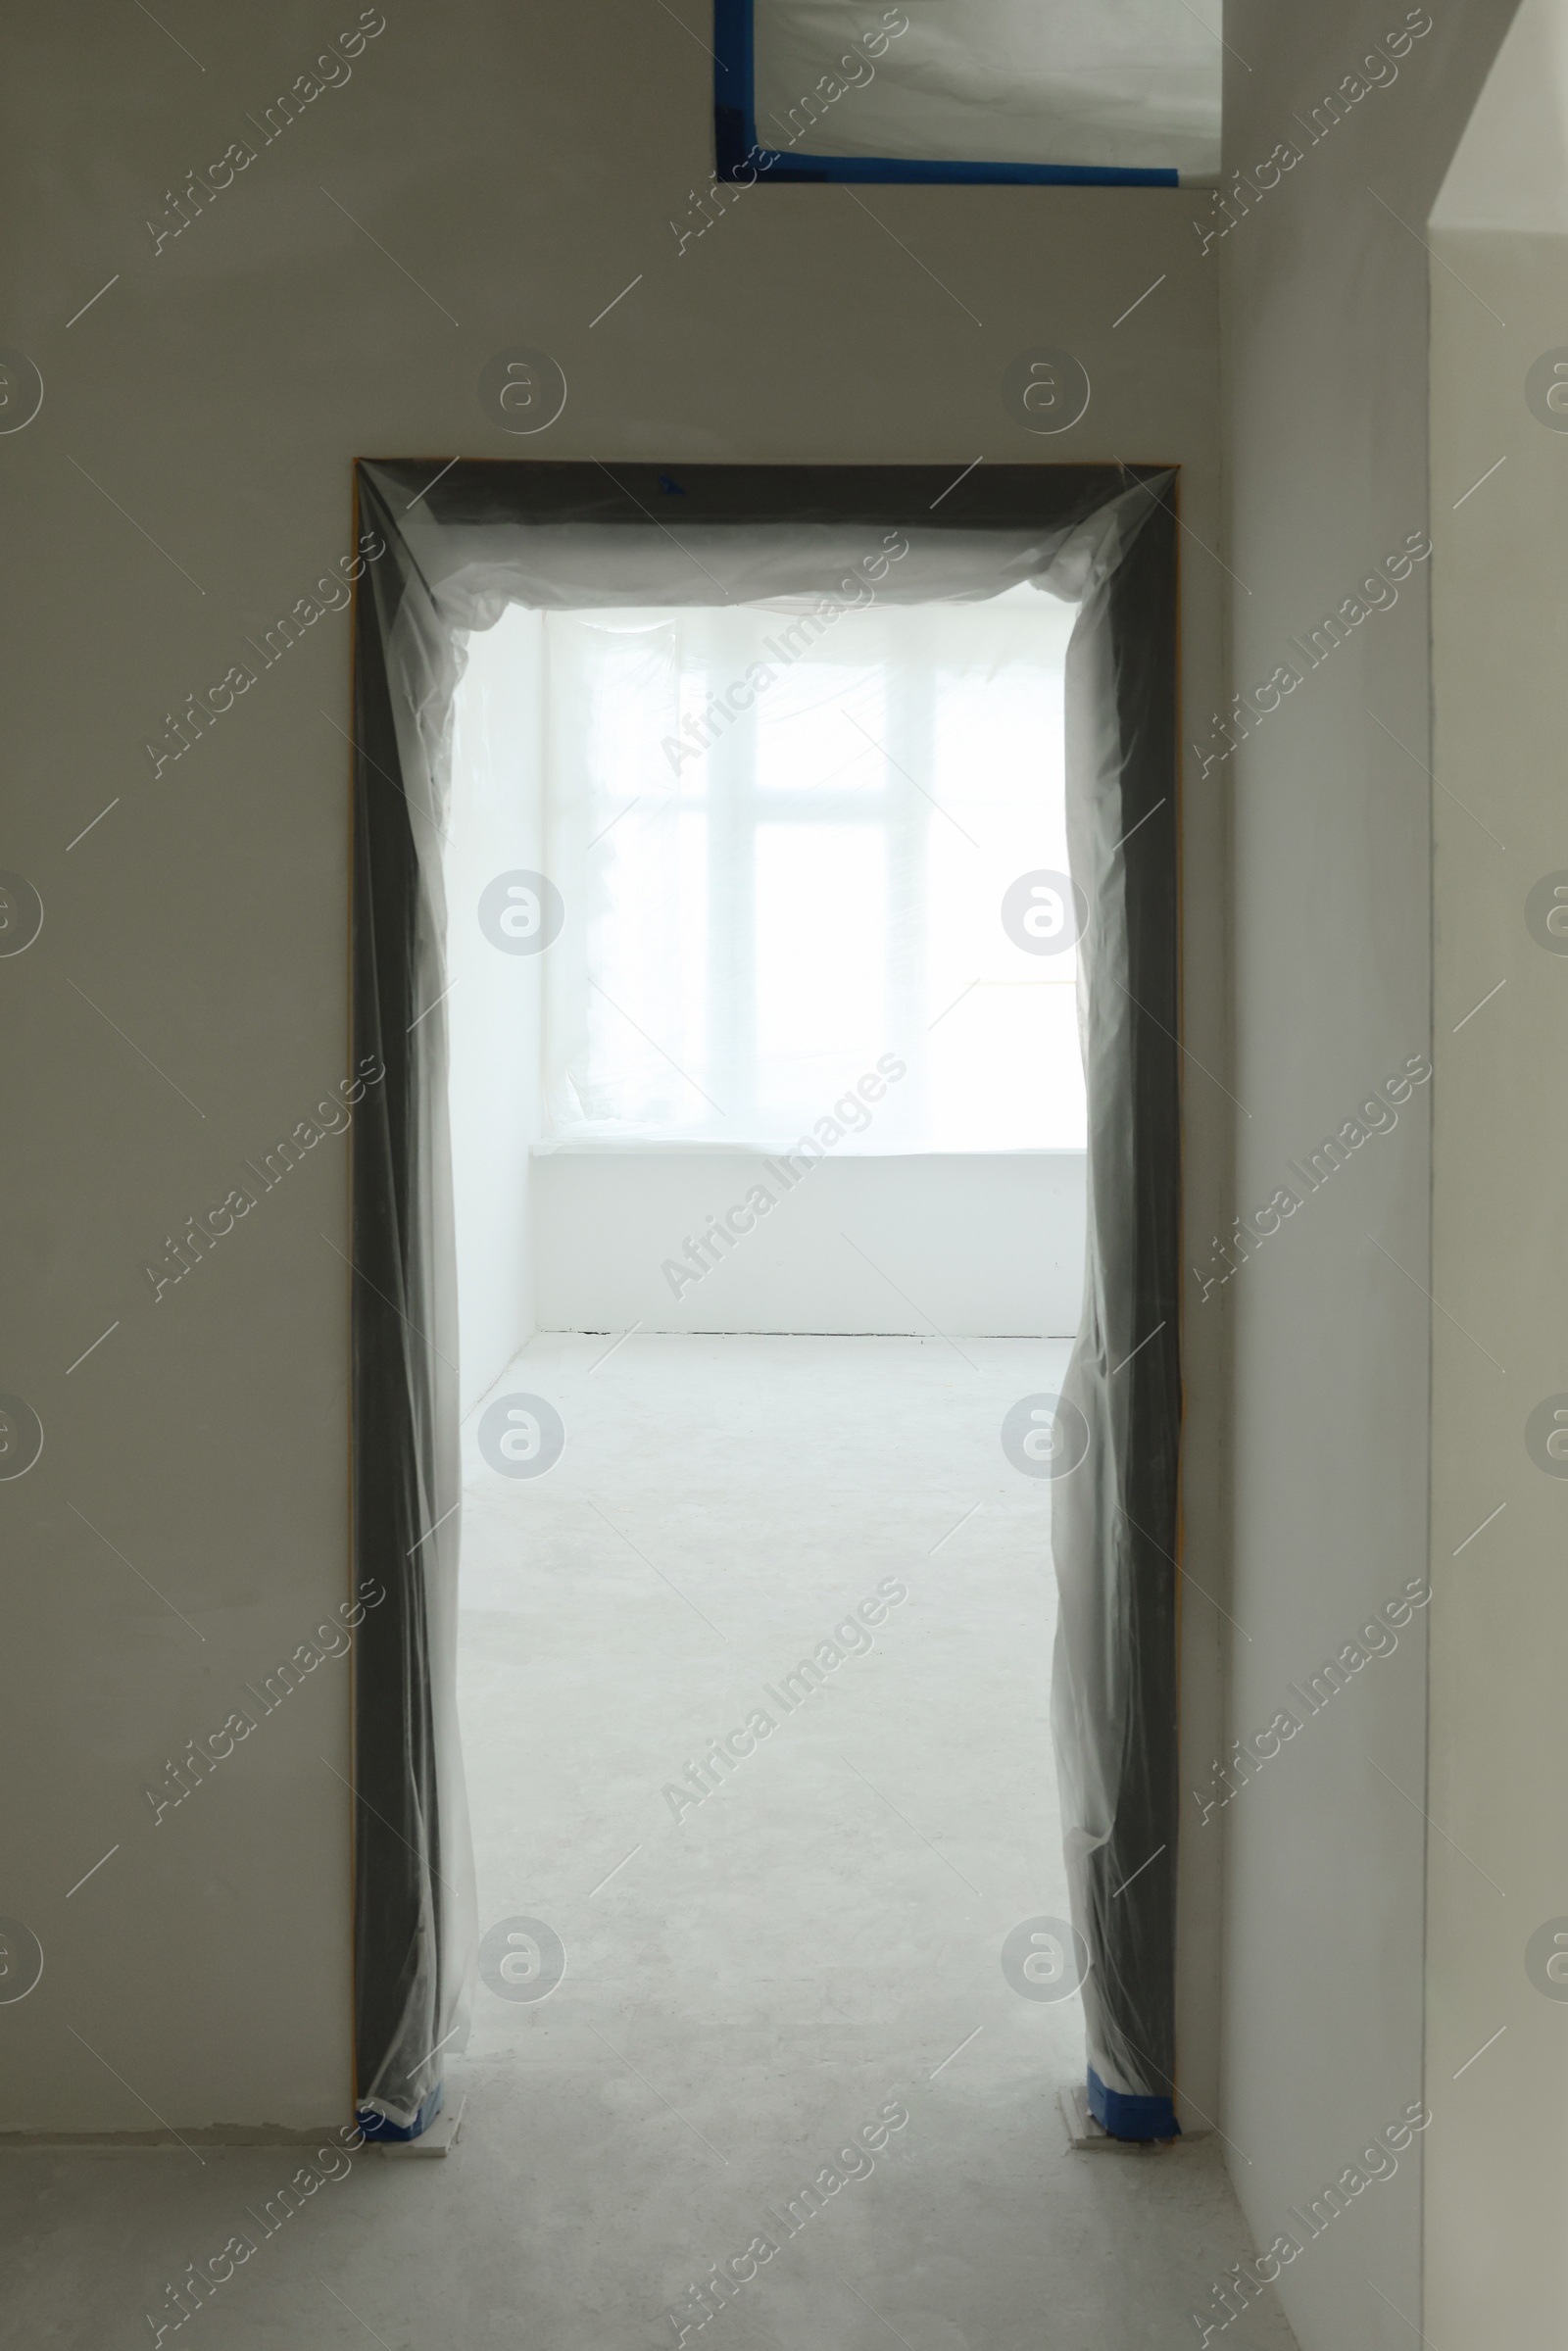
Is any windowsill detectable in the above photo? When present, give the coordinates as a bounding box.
[530,1139,1088,1158]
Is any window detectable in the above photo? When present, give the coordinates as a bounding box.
[524,585,1084,1152]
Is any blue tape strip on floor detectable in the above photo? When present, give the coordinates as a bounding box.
[712,0,1180,187]
[1087,2068,1180,2142]
[357,2081,446,2142]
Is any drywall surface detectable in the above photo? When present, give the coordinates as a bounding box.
[0,0,1218,2129]
[1428,224,1568,2348]
[1219,5,1519,2343]
[1426,1,1568,2333]
[448,608,545,1416]
[532,1150,1086,1337]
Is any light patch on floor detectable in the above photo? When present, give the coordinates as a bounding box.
[0,1334,1298,2351]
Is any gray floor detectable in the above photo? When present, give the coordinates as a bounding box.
[2,1334,1298,2350]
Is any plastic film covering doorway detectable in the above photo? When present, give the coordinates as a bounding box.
[349,460,1181,2139]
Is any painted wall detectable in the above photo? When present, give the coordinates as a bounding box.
[1427,1,1568,2334]
[531,1149,1086,1338]
[0,0,1219,2131]
[1219,4,1520,2341]
[448,609,546,1417]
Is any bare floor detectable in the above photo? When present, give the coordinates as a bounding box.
[2,1335,1296,2351]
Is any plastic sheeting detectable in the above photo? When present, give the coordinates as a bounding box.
[717,0,1221,185]
[350,459,1181,2136]
[1049,486,1183,2138]
[349,484,473,2135]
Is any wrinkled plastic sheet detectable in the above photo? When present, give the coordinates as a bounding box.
[350,459,1180,2134]
[716,0,1221,184]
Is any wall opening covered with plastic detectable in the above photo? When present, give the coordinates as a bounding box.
[348,459,1183,2140]
[713,1,1223,186]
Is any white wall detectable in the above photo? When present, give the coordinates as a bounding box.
[1427,4,1568,2335]
[1220,4,1520,2342]
[2,0,1220,2131]
[532,1150,1085,1337]
[447,607,545,1415]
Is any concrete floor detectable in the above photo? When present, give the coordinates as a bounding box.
[1,1335,1297,2350]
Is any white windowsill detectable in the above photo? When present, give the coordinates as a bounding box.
[530,1140,1088,1158]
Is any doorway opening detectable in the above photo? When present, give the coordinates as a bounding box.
[347,463,1184,2195]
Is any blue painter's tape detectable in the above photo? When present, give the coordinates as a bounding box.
[1087,2068,1179,2142]
[356,2081,445,2142]
[712,0,1182,188]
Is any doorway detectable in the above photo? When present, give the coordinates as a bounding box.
[348,460,1185,2173]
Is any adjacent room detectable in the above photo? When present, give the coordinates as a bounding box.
[445,576,1089,1353]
